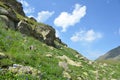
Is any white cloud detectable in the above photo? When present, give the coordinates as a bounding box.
[18,0,29,7]
[18,0,35,14]
[24,8,35,14]
[55,30,60,37]
[36,11,54,22]
[54,4,86,32]
[71,29,102,42]
[18,0,54,22]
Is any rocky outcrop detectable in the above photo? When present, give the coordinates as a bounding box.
[17,20,56,46]
[0,0,25,16]
[17,20,33,36]
[35,25,55,46]
[0,6,18,29]
[55,37,67,47]
[0,0,56,46]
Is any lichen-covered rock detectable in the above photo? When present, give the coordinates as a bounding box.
[0,15,15,29]
[57,55,82,67]
[8,64,41,77]
[0,6,19,30]
[17,20,56,46]
[0,6,18,22]
[17,20,33,35]
[63,71,71,79]
[0,0,25,16]
[58,61,68,71]
[35,25,56,46]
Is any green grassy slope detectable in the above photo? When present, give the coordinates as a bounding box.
[0,21,120,80]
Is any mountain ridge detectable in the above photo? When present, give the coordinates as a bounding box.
[97,46,120,61]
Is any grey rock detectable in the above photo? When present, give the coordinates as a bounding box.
[17,20,32,35]
[9,64,41,76]
[35,25,55,46]
[0,0,25,16]
[0,15,15,30]
[0,6,18,22]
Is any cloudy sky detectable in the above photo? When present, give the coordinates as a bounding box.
[18,0,120,60]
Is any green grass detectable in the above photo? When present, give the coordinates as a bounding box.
[0,15,120,79]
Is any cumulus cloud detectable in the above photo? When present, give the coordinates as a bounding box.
[36,11,54,22]
[54,4,86,32]
[70,29,102,42]
[18,0,35,14]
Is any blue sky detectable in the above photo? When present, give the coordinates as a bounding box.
[18,0,120,60]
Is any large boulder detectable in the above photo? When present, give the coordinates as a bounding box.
[0,6,19,29]
[17,20,56,46]
[0,15,15,29]
[34,25,55,46]
[17,20,33,35]
[0,6,18,22]
[0,0,25,16]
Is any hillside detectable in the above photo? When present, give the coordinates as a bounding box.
[0,0,120,80]
[97,46,120,61]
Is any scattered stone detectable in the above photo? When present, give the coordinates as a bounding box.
[8,64,41,77]
[75,54,79,58]
[57,55,81,67]
[46,54,52,58]
[63,71,71,79]
[88,61,94,65]
[29,45,34,50]
[77,77,82,80]
[0,52,6,59]
[49,46,54,50]
[111,79,117,80]
[58,61,68,71]
[103,63,107,66]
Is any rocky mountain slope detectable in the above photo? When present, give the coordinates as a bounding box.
[97,46,120,61]
[0,0,120,80]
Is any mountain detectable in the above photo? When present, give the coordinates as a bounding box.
[97,46,120,61]
[0,0,120,79]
